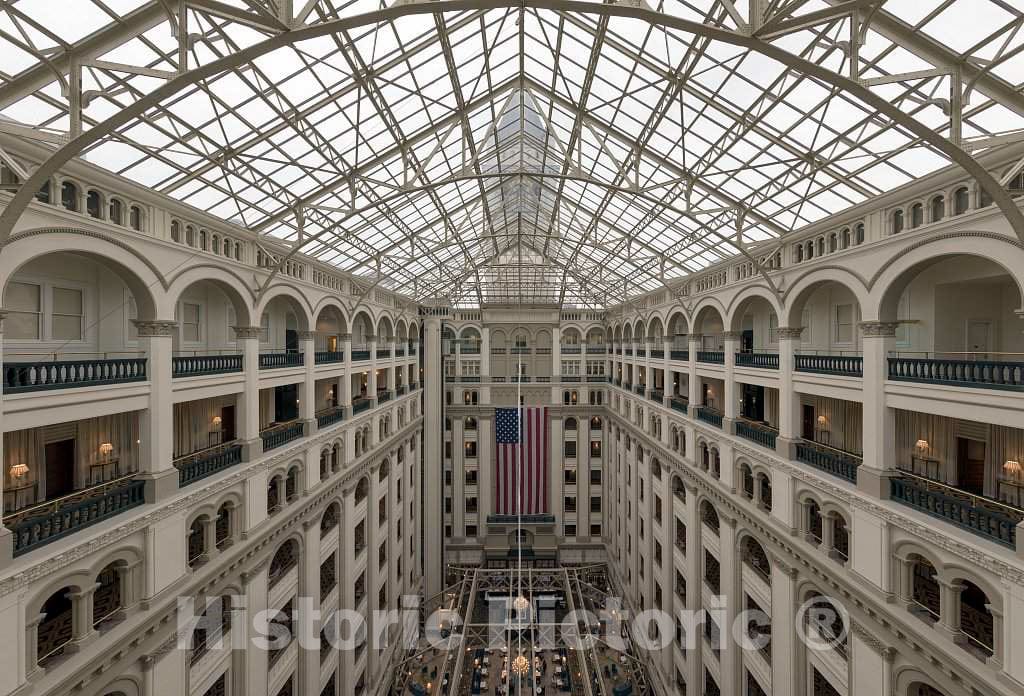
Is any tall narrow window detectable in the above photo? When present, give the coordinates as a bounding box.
[52,287,83,340]
[5,281,41,339]
[834,304,853,344]
[182,303,201,342]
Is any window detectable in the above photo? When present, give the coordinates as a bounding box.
[910,203,924,228]
[51,287,83,340]
[590,469,601,484]
[259,312,270,343]
[564,440,577,458]
[833,304,853,344]
[564,469,577,485]
[464,441,477,458]
[5,281,41,339]
[181,303,201,342]
[564,524,576,537]
[591,441,602,458]
[465,525,477,537]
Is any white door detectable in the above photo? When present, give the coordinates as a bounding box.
[966,320,993,357]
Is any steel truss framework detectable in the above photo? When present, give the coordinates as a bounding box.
[1,1,1023,308]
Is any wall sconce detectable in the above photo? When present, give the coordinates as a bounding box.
[817,415,828,427]
[915,439,929,453]
[99,442,114,459]
[212,415,222,427]
[1005,460,1022,478]
[9,463,28,479]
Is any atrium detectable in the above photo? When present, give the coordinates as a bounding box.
[0,2,1023,696]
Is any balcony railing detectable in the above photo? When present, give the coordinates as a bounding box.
[261,421,304,451]
[670,349,689,361]
[314,351,345,364]
[586,375,607,382]
[510,346,531,354]
[795,440,861,483]
[561,345,581,354]
[172,352,242,378]
[888,355,1024,391]
[377,390,393,404]
[794,353,862,377]
[586,345,606,354]
[695,406,723,428]
[396,384,407,395]
[636,349,646,357]
[176,443,243,486]
[395,348,406,357]
[5,475,146,556]
[3,356,147,393]
[697,351,725,364]
[890,473,1022,548]
[461,345,481,355]
[459,375,481,382]
[634,384,645,395]
[625,348,633,356]
[351,349,371,361]
[376,349,390,359]
[650,349,664,358]
[622,382,632,390]
[317,406,345,428]
[735,352,779,369]
[670,396,689,414]
[735,420,778,450]
[510,376,531,383]
[259,352,303,369]
[561,375,581,382]
[649,389,664,402]
[352,397,371,414]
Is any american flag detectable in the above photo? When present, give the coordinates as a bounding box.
[495,406,549,515]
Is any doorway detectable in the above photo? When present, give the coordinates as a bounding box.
[220,405,236,444]
[801,404,815,441]
[741,384,764,421]
[740,329,754,353]
[956,437,986,495]
[966,320,993,358]
[44,439,76,499]
[275,384,299,423]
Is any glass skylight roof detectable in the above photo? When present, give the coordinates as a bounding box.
[1,0,1022,307]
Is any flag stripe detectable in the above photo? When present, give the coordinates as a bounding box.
[494,407,548,515]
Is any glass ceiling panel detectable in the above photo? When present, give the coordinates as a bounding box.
[0,1,1022,307]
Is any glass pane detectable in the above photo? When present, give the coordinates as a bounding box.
[52,287,82,314]
[183,324,200,342]
[52,314,82,340]
[5,310,40,339]
[184,303,200,323]
[6,281,40,311]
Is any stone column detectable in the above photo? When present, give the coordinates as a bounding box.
[938,578,966,639]
[769,554,799,696]
[478,416,493,525]
[134,319,179,502]
[0,313,12,566]
[240,559,270,696]
[368,334,378,405]
[386,337,397,394]
[234,326,263,460]
[687,334,701,408]
[849,624,896,696]
[69,584,98,645]
[480,327,491,404]
[422,317,444,599]
[298,330,317,436]
[552,325,562,403]
[858,321,898,498]
[299,516,321,695]
[662,337,673,407]
[722,331,741,434]
[550,417,564,535]
[452,417,465,536]
[340,333,353,417]
[776,327,804,459]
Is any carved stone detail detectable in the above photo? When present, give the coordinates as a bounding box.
[776,326,805,340]
[232,325,262,340]
[721,331,743,340]
[859,321,899,338]
[132,319,178,337]
[850,622,891,654]
[297,330,317,341]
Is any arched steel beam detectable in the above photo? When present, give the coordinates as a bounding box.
[3,0,1022,297]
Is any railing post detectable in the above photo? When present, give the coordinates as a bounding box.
[858,321,899,498]
[0,312,12,568]
[233,326,263,461]
[722,331,741,435]
[776,327,804,460]
[133,319,179,503]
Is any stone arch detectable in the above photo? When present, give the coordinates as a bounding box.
[377,314,394,339]
[351,309,374,342]
[726,285,783,333]
[783,266,870,328]
[0,228,163,320]
[255,284,313,331]
[165,265,255,327]
[313,298,349,335]
[869,233,1024,321]
[691,298,726,335]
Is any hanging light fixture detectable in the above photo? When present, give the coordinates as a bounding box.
[513,594,530,611]
[511,653,530,676]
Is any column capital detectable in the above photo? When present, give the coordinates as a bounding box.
[776,326,805,340]
[132,319,178,337]
[296,330,317,341]
[231,325,262,340]
[859,321,899,338]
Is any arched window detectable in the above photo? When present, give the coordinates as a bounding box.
[840,228,850,249]
[212,234,221,253]
[215,503,232,549]
[109,198,124,224]
[854,223,865,244]
[267,476,281,515]
[37,588,75,665]
[321,502,340,537]
[286,467,300,501]
[35,179,51,203]
[129,205,143,231]
[959,580,994,658]
[187,517,207,567]
[87,190,102,218]
[910,556,941,622]
[171,220,181,242]
[980,185,994,208]
[891,209,904,234]
[828,233,837,252]
[565,417,577,431]
[185,225,196,246]
[910,203,924,228]
[268,539,299,587]
[794,244,803,262]
[929,195,945,223]
[701,501,719,534]
[199,229,207,250]
[61,180,79,211]
[953,187,970,215]
[93,562,125,629]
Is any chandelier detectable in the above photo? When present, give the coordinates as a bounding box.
[513,594,530,611]
[511,654,530,676]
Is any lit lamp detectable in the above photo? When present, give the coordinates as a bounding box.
[513,594,530,611]
[9,463,28,480]
[1005,460,1022,479]
[511,654,530,676]
[817,415,827,428]
[212,415,223,427]
[99,442,114,460]
[915,439,929,454]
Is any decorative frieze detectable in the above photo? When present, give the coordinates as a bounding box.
[131,319,178,337]
[776,326,805,340]
[858,321,899,338]
[232,325,262,340]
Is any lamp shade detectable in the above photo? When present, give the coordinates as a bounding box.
[915,439,928,451]
[99,442,114,456]
[1005,460,1022,476]
[212,415,222,426]
[9,463,28,478]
